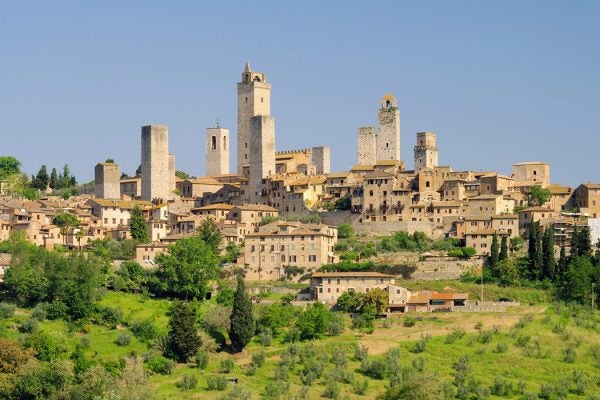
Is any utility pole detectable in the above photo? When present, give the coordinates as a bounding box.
[592,282,595,311]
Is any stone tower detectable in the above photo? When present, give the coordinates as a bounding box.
[94,162,120,200]
[357,127,377,165]
[168,154,176,196]
[376,93,400,161]
[141,125,170,202]
[237,63,271,175]
[206,126,230,176]
[311,146,331,174]
[248,116,275,204]
[414,131,438,172]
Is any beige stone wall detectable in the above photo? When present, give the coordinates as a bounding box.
[377,95,400,161]
[168,154,176,198]
[237,65,271,174]
[357,127,377,165]
[414,132,438,172]
[312,276,395,304]
[206,127,230,176]
[248,116,275,204]
[95,163,120,200]
[141,125,170,202]
[512,162,550,187]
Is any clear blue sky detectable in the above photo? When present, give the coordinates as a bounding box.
[1,1,599,186]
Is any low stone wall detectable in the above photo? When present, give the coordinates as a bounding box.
[353,220,439,237]
[455,301,521,313]
[412,257,483,281]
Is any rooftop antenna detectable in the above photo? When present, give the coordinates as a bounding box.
[215,118,221,128]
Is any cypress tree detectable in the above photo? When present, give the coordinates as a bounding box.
[499,235,508,261]
[167,301,201,362]
[542,227,556,280]
[570,226,579,261]
[33,165,49,190]
[489,233,499,273]
[528,222,540,279]
[558,246,567,279]
[579,227,592,258]
[129,206,149,243]
[229,276,254,352]
[49,168,58,189]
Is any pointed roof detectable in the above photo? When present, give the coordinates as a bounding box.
[244,62,251,72]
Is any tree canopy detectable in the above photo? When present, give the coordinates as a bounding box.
[529,185,551,206]
[129,206,149,243]
[0,156,21,180]
[229,277,254,352]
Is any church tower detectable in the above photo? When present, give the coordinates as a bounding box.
[206,125,230,176]
[376,93,400,161]
[237,63,271,175]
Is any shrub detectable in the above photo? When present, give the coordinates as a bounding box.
[412,356,426,372]
[206,374,228,391]
[515,334,530,347]
[354,345,368,362]
[352,378,369,395]
[515,314,533,329]
[145,355,174,375]
[491,376,512,396]
[80,336,90,348]
[220,356,234,373]
[445,327,466,344]
[19,318,39,333]
[323,378,340,399]
[403,316,417,327]
[361,358,386,379]
[244,364,256,376]
[562,345,576,363]
[478,329,493,344]
[264,381,284,399]
[196,350,209,370]
[31,304,47,321]
[0,302,15,318]
[494,342,508,353]
[284,327,300,343]
[251,350,266,367]
[101,306,123,327]
[411,336,429,353]
[130,319,159,342]
[177,374,198,390]
[116,331,132,346]
[259,327,273,347]
[328,314,344,336]
[46,300,68,320]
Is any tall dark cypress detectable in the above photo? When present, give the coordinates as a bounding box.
[542,227,556,280]
[558,246,567,279]
[489,233,499,274]
[167,301,201,362]
[499,235,508,261]
[528,222,540,279]
[229,276,254,352]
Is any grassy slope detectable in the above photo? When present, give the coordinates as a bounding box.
[4,284,600,399]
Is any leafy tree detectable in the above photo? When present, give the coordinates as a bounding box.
[105,158,115,163]
[336,291,363,313]
[222,242,241,264]
[52,212,80,246]
[175,170,190,179]
[129,206,149,243]
[529,185,551,206]
[0,337,35,374]
[256,303,296,335]
[3,173,37,199]
[562,256,599,305]
[499,235,508,261]
[32,165,49,190]
[229,277,254,352]
[135,164,142,176]
[197,218,222,254]
[152,236,219,299]
[295,302,332,340]
[361,288,389,315]
[337,223,354,239]
[334,196,351,210]
[115,261,147,292]
[0,156,21,179]
[167,301,201,362]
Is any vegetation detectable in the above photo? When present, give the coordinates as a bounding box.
[229,277,254,352]
[129,206,149,243]
[167,301,201,362]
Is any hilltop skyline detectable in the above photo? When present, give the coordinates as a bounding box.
[1,1,599,185]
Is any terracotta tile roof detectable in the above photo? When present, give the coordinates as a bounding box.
[233,204,278,212]
[407,295,430,304]
[351,165,376,172]
[311,271,395,279]
[193,203,234,211]
[521,207,554,213]
[89,199,153,209]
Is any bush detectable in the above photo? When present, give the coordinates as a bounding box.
[177,374,198,390]
[491,376,512,396]
[130,319,159,342]
[361,358,386,379]
[116,331,132,346]
[445,327,466,344]
[101,306,123,327]
[562,345,576,363]
[220,356,234,373]
[264,381,284,399]
[259,327,273,347]
[145,354,174,375]
[328,314,344,336]
[494,342,508,353]
[352,378,369,395]
[0,302,15,318]
[478,329,493,344]
[196,350,209,369]
[403,316,417,327]
[46,300,68,320]
[411,336,429,353]
[206,374,228,391]
[244,364,256,376]
[19,318,39,333]
[323,378,340,399]
[354,344,368,362]
[251,350,266,367]
[31,304,47,321]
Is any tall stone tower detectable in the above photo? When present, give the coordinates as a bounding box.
[94,162,120,199]
[311,146,331,174]
[376,93,400,161]
[248,116,275,204]
[414,132,438,172]
[237,63,271,175]
[141,125,170,202]
[168,154,176,196]
[206,126,230,176]
[357,127,377,165]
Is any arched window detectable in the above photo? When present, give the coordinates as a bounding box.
[253,76,261,82]
[386,100,391,109]
[211,136,216,150]
[223,136,227,150]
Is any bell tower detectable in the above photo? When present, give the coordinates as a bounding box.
[376,93,400,161]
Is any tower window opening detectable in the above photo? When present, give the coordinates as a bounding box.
[245,97,248,103]
[261,97,264,103]
[223,136,227,150]
[386,143,389,149]
[254,76,261,82]
[245,142,248,148]
[211,136,217,150]
[386,100,391,109]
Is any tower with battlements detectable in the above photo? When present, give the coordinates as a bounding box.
[357,127,377,165]
[206,126,230,176]
[248,116,275,204]
[414,131,438,172]
[376,94,400,161]
[237,63,271,175]
[94,162,120,199]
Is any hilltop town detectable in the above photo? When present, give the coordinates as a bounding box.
[1,64,598,283]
